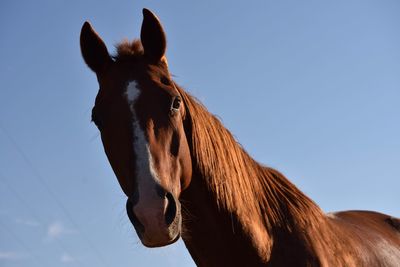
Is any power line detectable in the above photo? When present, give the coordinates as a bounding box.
[0,172,84,267]
[0,219,46,267]
[0,122,110,267]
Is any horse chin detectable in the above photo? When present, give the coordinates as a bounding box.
[141,232,181,248]
[140,214,182,248]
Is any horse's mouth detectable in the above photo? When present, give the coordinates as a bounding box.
[126,190,182,247]
[138,208,182,248]
[141,231,181,248]
[140,221,181,248]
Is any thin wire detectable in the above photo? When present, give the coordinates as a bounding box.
[0,122,110,267]
[0,172,84,267]
[0,220,46,267]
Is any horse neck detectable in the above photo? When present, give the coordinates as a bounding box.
[179,90,327,265]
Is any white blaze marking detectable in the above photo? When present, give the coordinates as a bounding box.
[125,81,140,102]
[375,238,400,266]
[125,81,160,201]
[125,81,172,241]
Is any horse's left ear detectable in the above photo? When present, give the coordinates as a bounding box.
[141,8,167,62]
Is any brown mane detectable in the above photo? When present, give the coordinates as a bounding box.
[175,84,400,266]
[176,84,329,258]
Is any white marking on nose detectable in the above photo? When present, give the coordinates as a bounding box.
[124,81,163,226]
[125,81,160,184]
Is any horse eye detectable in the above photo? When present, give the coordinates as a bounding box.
[170,96,181,114]
[161,77,171,86]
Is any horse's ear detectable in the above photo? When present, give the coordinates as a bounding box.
[140,8,167,62]
[80,21,113,74]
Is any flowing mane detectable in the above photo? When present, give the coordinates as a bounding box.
[178,85,323,225]
[177,84,328,258]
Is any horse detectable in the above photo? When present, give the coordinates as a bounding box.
[80,8,400,267]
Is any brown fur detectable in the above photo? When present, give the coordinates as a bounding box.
[80,9,400,267]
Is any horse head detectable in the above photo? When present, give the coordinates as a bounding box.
[80,9,192,247]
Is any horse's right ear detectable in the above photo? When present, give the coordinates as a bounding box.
[80,21,112,74]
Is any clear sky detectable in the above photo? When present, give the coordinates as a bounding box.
[0,1,399,266]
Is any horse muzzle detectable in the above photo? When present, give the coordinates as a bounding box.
[126,189,181,247]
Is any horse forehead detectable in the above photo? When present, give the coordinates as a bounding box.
[125,79,162,104]
[125,80,142,103]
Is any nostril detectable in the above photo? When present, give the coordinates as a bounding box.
[126,199,145,237]
[165,192,177,226]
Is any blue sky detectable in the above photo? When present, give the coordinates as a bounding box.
[0,1,399,266]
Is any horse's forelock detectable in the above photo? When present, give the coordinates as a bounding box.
[113,39,144,61]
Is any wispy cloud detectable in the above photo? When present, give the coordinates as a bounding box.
[60,253,75,263]
[46,222,75,240]
[0,251,26,260]
[15,218,40,227]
